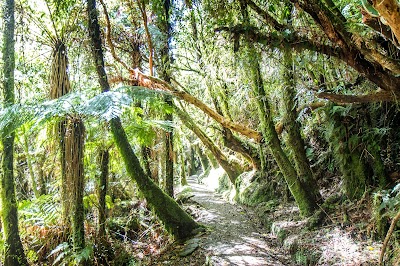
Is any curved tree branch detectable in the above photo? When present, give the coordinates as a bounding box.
[131,68,263,142]
[99,0,131,71]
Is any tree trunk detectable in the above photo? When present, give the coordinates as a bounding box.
[1,0,28,264]
[59,119,71,230]
[175,106,242,183]
[281,48,321,205]
[140,146,153,179]
[250,51,319,216]
[21,127,40,198]
[194,145,210,172]
[87,0,200,240]
[372,0,400,44]
[164,107,174,197]
[325,110,367,200]
[97,149,109,237]
[65,118,86,251]
[180,152,188,186]
[158,0,174,198]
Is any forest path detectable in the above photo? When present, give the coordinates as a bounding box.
[187,176,291,266]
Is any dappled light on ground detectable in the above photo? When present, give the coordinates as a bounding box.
[317,227,381,265]
[187,175,289,265]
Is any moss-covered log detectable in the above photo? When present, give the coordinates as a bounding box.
[87,0,200,240]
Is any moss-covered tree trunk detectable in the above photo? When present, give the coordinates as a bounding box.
[180,152,188,185]
[97,149,109,237]
[87,0,200,240]
[325,110,367,200]
[249,51,319,216]
[281,48,321,204]
[164,108,174,197]
[0,0,28,264]
[175,106,242,183]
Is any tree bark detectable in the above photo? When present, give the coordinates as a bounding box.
[1,0,28,264]
[250,51,319,216]
[372,0,400,44]
[87,0,200,240]
[157,0,174,198]
[97,149,109,237]
[65,118,86,251]
[281,47,322,206]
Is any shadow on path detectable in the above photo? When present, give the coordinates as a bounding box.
[187,176,290,266]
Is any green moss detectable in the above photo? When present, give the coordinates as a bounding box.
[372,192,389,240]
[293,248,320,266]
[110,118,201,240]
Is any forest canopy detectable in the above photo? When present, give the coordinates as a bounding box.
[0,0,400,265]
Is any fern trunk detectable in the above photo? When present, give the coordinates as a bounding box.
[1,0,28,264]
[87,0,201,240]
[65,118,86,251]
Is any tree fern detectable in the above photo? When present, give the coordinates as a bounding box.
[0,86,175,137]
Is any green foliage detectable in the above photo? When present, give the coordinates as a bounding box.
[0,87,174,139]
[48,242,93,266]
[18,194,60,226]
[83,194,114,210]
[378,184,400,218]
[26,250,39,264]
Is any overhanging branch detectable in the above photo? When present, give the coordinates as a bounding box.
[317,91,396,103]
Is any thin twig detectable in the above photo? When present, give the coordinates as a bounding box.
[380,210,400,265]
[137,0,154,75]
[98,0,131,71]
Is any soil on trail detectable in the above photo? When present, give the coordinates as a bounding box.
[150,173,382,266]
[184,176,291,266]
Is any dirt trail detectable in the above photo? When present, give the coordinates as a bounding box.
[187,176,291,266]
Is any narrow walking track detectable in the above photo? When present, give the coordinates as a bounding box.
[187,176,291,266]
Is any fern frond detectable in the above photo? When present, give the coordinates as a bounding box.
[0,86,174,136]
[146,119,176,132]
[80,91,133,121]
[115,85,173,100]
[0,104,35,137]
